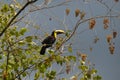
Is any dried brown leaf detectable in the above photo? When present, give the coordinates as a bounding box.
[113,31,117,38]
[89,19,96,29]
[103,18,109,24]
[104,24,109,29]
[75,9,80,17]
[66,8,70,16]
[109,45,115,54]
[106,34,112,43]
[2,70,7,80]
[80,53,87,61]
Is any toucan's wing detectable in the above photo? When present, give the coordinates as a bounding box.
[42,36,56,44]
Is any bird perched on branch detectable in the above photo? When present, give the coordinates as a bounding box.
[40,30,65,55]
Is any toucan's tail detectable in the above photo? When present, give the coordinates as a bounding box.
[40,46,46,55]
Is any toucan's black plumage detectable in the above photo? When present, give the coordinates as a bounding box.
[40,30,64,55]
[40,36,56,55]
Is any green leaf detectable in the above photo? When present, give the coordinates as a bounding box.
[34,71,40,80]
[66,56,76,61]
[10,30,15,35]
[86,73,91,79]
[0,55,2,59]
[38,64,47,73]
[22,72,27,77]
[18,40,25,45]
[25,36,33,42]
[68,45,72,53]
[1,4,9,13]
[79,65,88,71]
[48,49,54,55]
[19,28,27,35]
[91,69,97,74]
[56,55,64,65]
[65,30,71,37]
[50,71,56,76]
[46,71,56,79]
[62,78,67,80]
[9,59,15,66]
[93,75,102,80]
[80,78,85,80]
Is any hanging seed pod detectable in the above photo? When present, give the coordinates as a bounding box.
[113,31,117,38]
[106,34,112,44]
[109,45,115,54]
[89,19,96,29]
[75,9,80,17]
[80,53,87,61]
[103,18,109,24]
[104,24,109,29]
[65,8,70,16]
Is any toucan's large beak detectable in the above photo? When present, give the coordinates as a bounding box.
[55,30,65,34]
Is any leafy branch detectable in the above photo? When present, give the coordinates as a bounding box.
[0,0,38,37]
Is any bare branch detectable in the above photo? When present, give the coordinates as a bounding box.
[55,15,119,52]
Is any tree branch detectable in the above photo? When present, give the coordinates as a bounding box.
[11,0,73,26]
[0,0,38,37]
[55,15,119,52]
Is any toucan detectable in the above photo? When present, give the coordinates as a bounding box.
[40,30,65,55]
